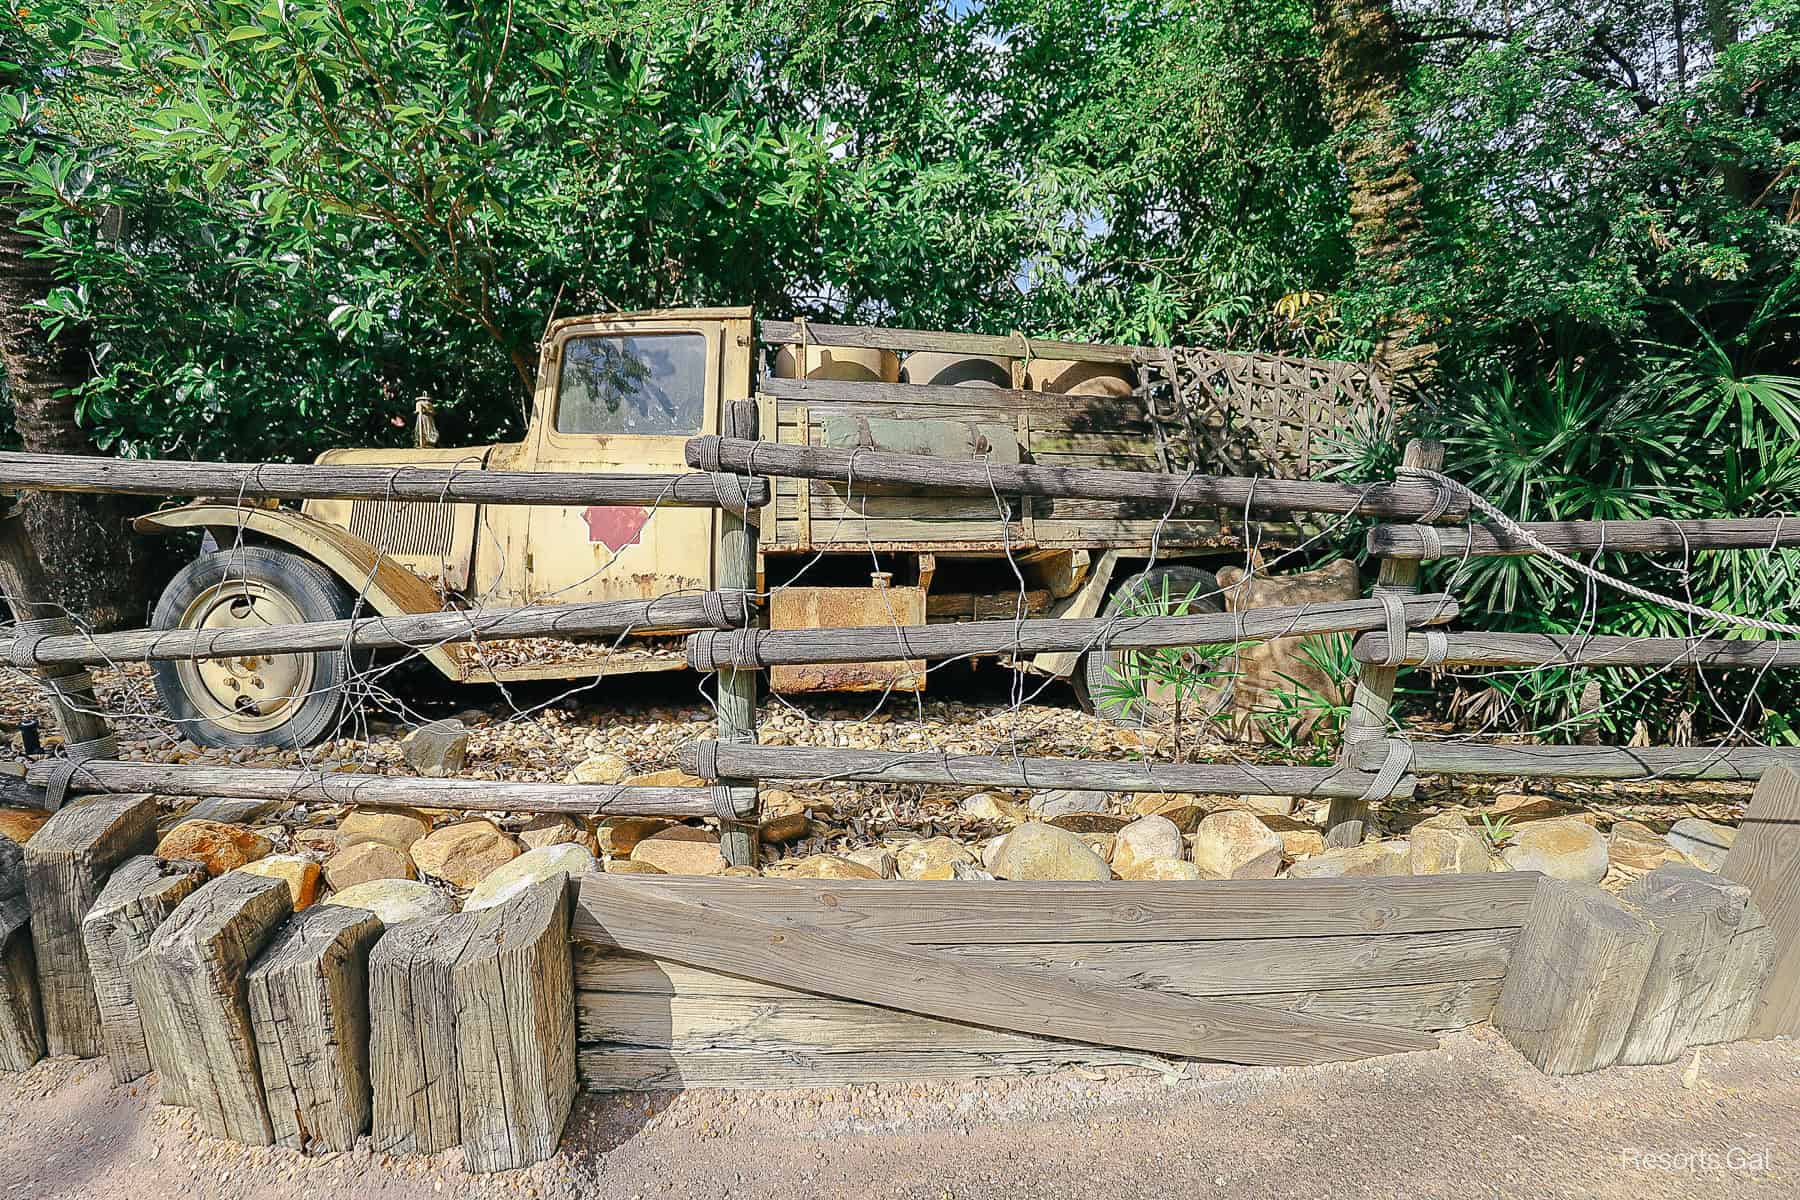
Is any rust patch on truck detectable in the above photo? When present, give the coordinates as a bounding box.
[769,584,927,693]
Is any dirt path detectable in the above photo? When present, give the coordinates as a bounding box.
[2,1029,1796,1199]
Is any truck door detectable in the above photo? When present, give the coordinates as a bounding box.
[522,310,750,604]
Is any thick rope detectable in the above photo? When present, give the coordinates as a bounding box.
[1356,737,1414,804]
[43,732,118,811]
[1402,466,1800,637]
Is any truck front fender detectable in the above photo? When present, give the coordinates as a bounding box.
[133,504,463,679]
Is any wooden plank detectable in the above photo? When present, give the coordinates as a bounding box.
[0,451,767,509]
[1348,740,1800,780]
[22,761,742,819]
[1331,438,1442,845]
[576,978,1502,1052]
[1354,629,1800,670]
[137,873,292,1142]
[577,1045,1155,1090]
[760,320,1145,365]
[574,927,1518,1000]
[453,877,576,1173]
[0,592,750,670]
[1495,879,1659,1075]
[576,876,1436,1065]
[80,854,207,1083]
[573,874,1542,944]
[678,740,1412,802]
[1722,766,1800,1037]
[23,795,158,1057]
[0,893,43,1071]
[1369,517,1800,560]
[691,436,1467,521]
[1618,865,1774,1064]
[367,912,479,1155]
[686,593,1460,668]
[246,904,383,1154]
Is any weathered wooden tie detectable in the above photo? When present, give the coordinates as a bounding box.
[368,911,480,1154]
[23,794,158,1057]
[80,854,207,1083]
[453,876,576,1172]
[246,904,384,1153]
[577,875,1437,1066]
[134,873,293,1142]
[1617,865,1774,1064]
[1347,740,1800,781]
[0,834,44,1071]
[1368,517,1800,559]
[1495,879,1659,1075]
[1354,629,1800,670]
[1722,766,1800,1037]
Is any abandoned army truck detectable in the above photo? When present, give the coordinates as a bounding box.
[136,307,1390,747]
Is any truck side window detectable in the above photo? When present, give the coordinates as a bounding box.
[555,332,707,435]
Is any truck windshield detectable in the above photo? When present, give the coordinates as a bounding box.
[555,332,707,435]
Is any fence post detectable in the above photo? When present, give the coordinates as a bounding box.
[715,398,761,869]
[0,506,115,805]
[1328,438,1443,846]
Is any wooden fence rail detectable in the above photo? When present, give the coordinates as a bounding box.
[678,740,1410,801]
[1368,518,1800,560]
[1346,740,1800,781]
[14,759,753,817]
[685,435,1468,521]
[0,451,768,509]
[0,591,751,668]
[686,594,1459,669]
[1353,630,1800,670]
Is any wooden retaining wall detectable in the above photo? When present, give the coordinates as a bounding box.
[568,873,1539,1089]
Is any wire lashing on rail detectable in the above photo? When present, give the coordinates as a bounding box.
[1355,737,1415,804]
[43,732,117,811]
[7,615,79,672]
[1400,465,1800,637]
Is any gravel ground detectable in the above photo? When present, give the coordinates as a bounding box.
[1,1030,1796,1199]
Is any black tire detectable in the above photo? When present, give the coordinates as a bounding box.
[150,546,358,749]
[1078,564,1228,727]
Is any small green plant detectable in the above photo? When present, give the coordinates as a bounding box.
[1095,576,1240,759]
[1478,812,1516,850]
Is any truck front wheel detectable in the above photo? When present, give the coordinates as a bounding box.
[150,546,358,749]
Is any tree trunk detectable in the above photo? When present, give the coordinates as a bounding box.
[1315,0,1438,392]
[0,196,148,630]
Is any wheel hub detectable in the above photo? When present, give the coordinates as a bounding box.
[176,583,316,734]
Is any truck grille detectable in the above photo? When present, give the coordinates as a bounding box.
[347,500,457,560]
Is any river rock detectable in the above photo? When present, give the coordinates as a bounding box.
[338,808,432,851]
[1130,857,1215,881]
[323,841,415,890]
[1028,789,1110,820]
[1279,828,1326,858]
[1187,812,1282,879]
[0,809,49,846]
[959,792,1026,824]
[989,822,1111,882]
[1500,818,1609,883]
[1408,823,1490,875]
[843,846,897,879]
[401,718,468,778]
[629,826,726,876]
[465,844,595,911]
[236,854,322,909]
[568,752,631,785]
[518,814,599,855]
[324,878,453,924]
[1606,820,1676,870]
[1111,815,1184,879]
[411,819,520,887]
[155,819,272,876]
[595,817,670,857]
[1128,796,1208,832]
[772,854,882,881]
[1665,817,1737,871]
[896,836,977,880]
[624,768,709,789]
[605,859,665,875]
[758,792,809,844]
[1286,841,1409,879]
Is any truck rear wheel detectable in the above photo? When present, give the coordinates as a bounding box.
[150,547,358,749]
[1079,564,1230,727]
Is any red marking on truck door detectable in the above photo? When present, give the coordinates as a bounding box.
[582,506,649,552]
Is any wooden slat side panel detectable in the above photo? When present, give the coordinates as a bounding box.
[571,874,1543,944]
